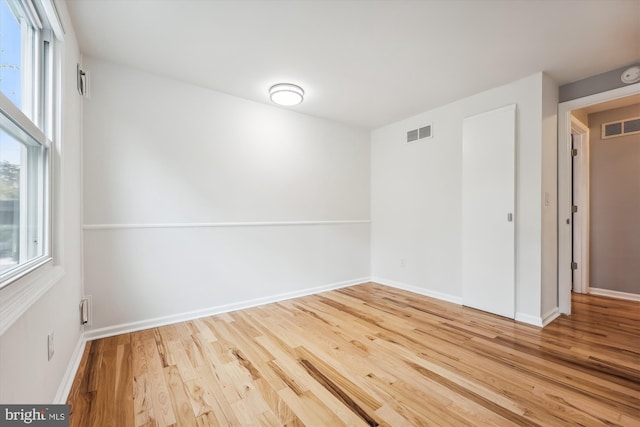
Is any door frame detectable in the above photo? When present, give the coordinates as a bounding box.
[571,117,589,295]
[558,83,640,314]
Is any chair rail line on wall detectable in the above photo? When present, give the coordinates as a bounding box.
[82,220,371,230]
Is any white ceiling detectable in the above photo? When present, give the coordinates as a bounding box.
[65,0,640,130]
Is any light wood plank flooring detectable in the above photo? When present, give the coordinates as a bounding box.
[67,283,640,426]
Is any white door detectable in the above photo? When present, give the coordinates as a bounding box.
[462,104,516,319]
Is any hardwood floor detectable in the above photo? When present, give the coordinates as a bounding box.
[67,283,640,426]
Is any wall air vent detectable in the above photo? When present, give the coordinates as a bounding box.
[603,122,622,138]
[602,116,640,139]
[407,129,419,142]
[406,124,433,143]
[624,117,640,134]
[419,125,431,139]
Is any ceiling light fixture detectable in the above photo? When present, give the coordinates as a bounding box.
[269,83,304,106]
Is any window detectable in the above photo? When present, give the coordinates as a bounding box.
[0,0,58,288]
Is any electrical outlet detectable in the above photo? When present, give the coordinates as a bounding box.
[48,331,54,361]
[400,258,406,268]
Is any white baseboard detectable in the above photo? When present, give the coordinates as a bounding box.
[53,336,86,404]
[83,277,370,341]
[371,277,462,305]
[541,307,560,327]
[374,277,558,328]
[514,312,543,327]
[364,277,569,330]
[589,287,640,302]
[513,308,559,328]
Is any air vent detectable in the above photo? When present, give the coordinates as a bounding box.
[603,122,622,138]
[406,124,433,143]
[602,116,640,139]
[418,125,431,139]
[624,117,640,133]
[407,129,419,142]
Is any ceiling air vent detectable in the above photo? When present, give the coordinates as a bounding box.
[407,124,433,143]
[602,116,640,139]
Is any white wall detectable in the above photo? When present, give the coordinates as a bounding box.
[541,73,559,319]
[81,57,370,334]
[371,72,558,324]
[0,1,83,403]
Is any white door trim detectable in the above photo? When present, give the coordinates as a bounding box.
[571,118,589,295]
[558,82,640,314]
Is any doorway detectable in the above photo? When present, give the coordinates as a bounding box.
[558,84,640,314]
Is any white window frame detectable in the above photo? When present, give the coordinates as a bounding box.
[0,93,51,285]
[0,0,63,334]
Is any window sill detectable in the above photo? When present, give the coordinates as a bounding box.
[0,263,65,336]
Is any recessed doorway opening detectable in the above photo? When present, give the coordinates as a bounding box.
[558,85,640,314]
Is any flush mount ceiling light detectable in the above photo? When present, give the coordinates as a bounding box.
[269,83,304,106]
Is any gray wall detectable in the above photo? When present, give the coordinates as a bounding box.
[589,104,640,295]
[560,63,640,103]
